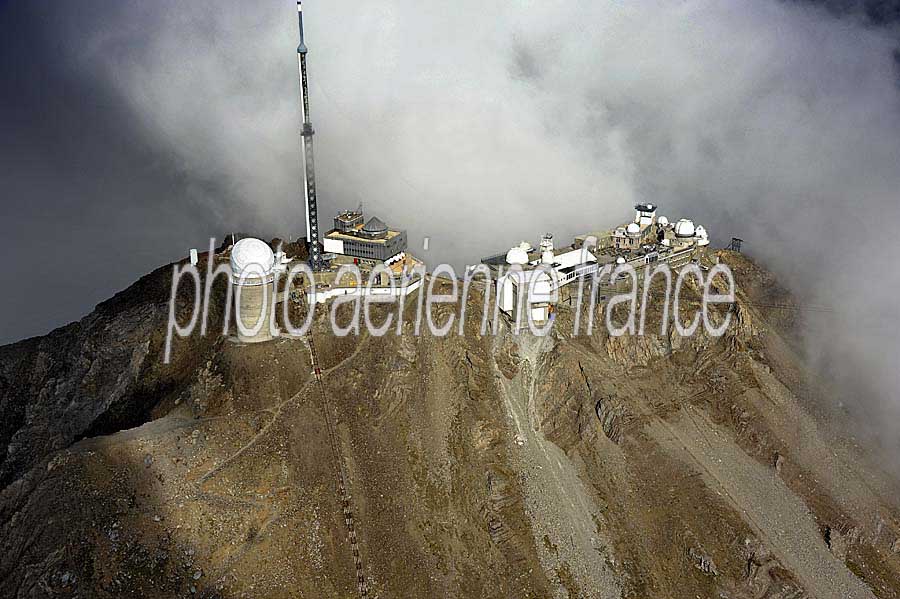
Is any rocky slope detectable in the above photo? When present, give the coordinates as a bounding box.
[1,250,899,598]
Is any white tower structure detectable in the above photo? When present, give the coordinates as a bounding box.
[230,238,276,344]
[634,203,657,228]
[540,233,555,265]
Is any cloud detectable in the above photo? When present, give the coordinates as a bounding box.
[5,1,900,455]
[57,1,900,264]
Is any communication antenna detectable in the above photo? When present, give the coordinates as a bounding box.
[727,237,744,253]
[296,1,325,270]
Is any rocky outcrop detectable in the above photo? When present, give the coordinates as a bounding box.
[0,259,227,489]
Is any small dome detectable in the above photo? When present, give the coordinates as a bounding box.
[695,225,708,239]
[616,256,626,265]
[657,216,669,227]
[506,246,529,265]
[674,219,696,238]
[626,223,641,236]
[361,216,388,237]
[230,238,275,281]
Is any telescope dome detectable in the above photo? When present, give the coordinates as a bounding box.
[674,219,696,238]
[230,238,275,282]
[506,246,530,265]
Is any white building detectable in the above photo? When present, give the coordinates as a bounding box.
[230,238,277,343]
[485,203,713,329]
[495,244,599,326]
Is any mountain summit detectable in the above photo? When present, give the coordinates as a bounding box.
[1,251,898,598]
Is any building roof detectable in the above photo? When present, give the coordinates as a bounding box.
[387,252,423,276]
[324,226,402,245]
[363,217,388,235]
[552,248,597,270]
[336,210,363,223]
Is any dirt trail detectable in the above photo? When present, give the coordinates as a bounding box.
[648,406,876,599]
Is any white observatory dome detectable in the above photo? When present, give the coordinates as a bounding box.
[695,225,708,239]
[506,246,530,266]
[657,216,669,227]
[230,238,276,283]
[616,256,626,265]
[626,223,641,236]
[674,219,696,238]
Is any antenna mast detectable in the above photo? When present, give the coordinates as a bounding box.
[296,1,325,270]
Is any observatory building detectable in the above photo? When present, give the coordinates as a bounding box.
[323,210,409,262]
[573,203,711,272]
[310,208,422,302]
[230,238,277,344]
[484,233,601,327]
[501,238,601,326]
[483,204,713,327]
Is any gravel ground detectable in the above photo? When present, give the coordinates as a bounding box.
[648,405,876,599]
[495,331,621,599]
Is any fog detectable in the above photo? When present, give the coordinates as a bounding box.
[2,2,899,457]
